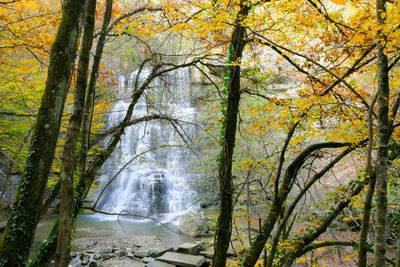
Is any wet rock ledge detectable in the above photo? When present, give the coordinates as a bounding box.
[68,241,212,267]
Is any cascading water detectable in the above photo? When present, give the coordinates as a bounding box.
[95,67,197,221]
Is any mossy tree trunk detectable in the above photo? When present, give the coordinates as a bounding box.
[0,0,85,265]
[54,0,97,266]
[212,2,249,267]
[373,0,390,264]
[358,94,378,267]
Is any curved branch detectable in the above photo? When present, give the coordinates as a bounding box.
[90,114,175,146]
[107,7,163,33]
[267,140,366,267]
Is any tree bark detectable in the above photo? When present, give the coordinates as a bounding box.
[373,0,390,264]
[212,2,249,267]
[0,0,85,265]
[35,0,113,225]
[54,0,97,266]
[78,0,113,176]
[358,94,378,267]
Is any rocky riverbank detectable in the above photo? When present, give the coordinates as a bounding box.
[67,236,212,267]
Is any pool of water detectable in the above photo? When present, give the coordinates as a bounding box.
[31,215,191,257]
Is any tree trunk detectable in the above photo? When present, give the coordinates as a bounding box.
[373,0,390,264]
[54,0,97,266]
[0,0,85,265]
[78,0,113,175]
[212,3,249,266]
[36,0,113,223]
[247,180,252,245]
[358,94,378,267]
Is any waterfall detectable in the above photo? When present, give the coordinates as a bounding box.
[95,67,197,222]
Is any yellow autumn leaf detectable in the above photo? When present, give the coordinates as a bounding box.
[329,0,346,5]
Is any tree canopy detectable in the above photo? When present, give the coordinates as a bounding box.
[0,0,399,266]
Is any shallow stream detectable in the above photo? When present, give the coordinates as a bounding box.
[31,215,191,258]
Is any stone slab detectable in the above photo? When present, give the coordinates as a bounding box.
[134,249,150,258]
[157,252,205,267]
[177,243,202,255]
[147,260,176,267]
[150,247,174,257]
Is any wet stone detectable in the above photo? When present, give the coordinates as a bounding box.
[80,253,90,261]
[117,249,126,257]
[177,243,202,255]
[157,252,206,267]
[102,248,112,254]
[147,260,175,267]
[134,249,150,258]
[102,253,112,260]
[150,247,174,258]
[148,249,160,257]
[81,258,90,265]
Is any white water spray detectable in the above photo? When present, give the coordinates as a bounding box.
[95,67,197,222]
